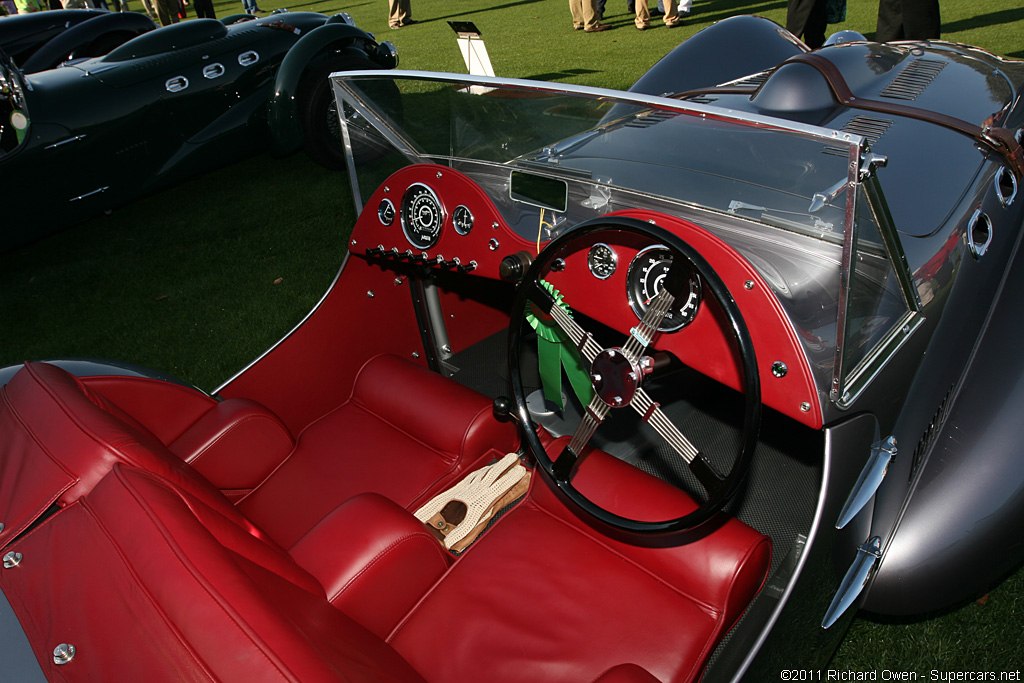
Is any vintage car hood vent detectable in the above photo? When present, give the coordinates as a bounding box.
[879,58,946,101]
[624,110,681,129]
[822,115,893,156]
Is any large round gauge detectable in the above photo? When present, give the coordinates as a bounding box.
[587,243,617,279]
[401,183,444,249]
[626,246,702,332]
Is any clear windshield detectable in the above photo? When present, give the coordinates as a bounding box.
[331,71,916,407]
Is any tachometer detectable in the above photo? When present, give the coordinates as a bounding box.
[401,183,444,249]
[626,246,701,332]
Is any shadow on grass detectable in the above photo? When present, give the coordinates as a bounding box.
[427,0,546,23]
[526,68,602,81]
[942,6,1024,34]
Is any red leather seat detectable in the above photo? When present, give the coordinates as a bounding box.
[0,355,516,550]
[0,360,263,547]
[0,464,431,682]
[0,359,768,682]
[0,456,768,683]
[388,444,771,683]
[235,354,518,547]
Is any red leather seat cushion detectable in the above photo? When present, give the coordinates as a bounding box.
[390,447,770,683]
[238,354,518,547]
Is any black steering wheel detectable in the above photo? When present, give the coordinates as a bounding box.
[508,216,762,536]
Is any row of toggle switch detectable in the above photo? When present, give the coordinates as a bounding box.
[365,246,478,274]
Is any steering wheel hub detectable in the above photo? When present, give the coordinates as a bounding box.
[591,348,641,408]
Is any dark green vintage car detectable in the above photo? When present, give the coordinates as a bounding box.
[0,11,397,251]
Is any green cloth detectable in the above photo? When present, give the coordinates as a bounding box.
[526,280,594,410]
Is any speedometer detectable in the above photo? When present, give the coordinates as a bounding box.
[626,246,701,332]
[401,183,444,249]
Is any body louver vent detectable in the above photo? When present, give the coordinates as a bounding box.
[880,58,946,101]
[911,383,955,482]
[822,115,894,156]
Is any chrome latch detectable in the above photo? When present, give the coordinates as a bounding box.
[836,435,897,529]
[821,536,882,629]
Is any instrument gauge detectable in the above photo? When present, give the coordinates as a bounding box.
[453,205,474,235]
[626,246,702,332]
[401,183,444,249]
[378,198,395,226]
[587,243,617,280]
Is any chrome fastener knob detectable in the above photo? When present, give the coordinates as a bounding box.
[3,551,22,568]
[53,644,76,665]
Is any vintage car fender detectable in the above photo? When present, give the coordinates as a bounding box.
[628,15,806,97]
[864,187,1024,614]
[0,9,108,64]
[266,21,394,157]
[18,11,155,74]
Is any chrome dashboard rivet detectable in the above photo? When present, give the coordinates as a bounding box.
[800,402,811,412]
[412,352,421,359]
[351,239,357,246]
[744,280,754,290]
[436,171,443,179]
[492,222,499,230]
[0,522,5,533]
[53,644,76,665]
[394,278,404,286]
[489,238,500,251]
[3,551,23,568]
[771,361,788,378]
[366,290,375,298]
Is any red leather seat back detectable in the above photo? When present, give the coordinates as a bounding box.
[0,362,257,546]
[0,465,427,682]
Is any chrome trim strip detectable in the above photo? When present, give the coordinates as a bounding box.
[44,134,86,150]
[329,69,865,146]
[829,143,861,403]
[68,186,110,202]
[213,250,351,396]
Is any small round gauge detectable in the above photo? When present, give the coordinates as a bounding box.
[401,183,445,249]
[626,246,702,332]
[453,205,474,235]
[378,198,395,226]
[587,243,617,280]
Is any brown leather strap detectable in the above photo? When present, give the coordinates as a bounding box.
[787,52,1024,179]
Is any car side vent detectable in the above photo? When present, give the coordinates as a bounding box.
[880,58,946,101]
[821,115,893,156]
[719,69,772,89]
[910,383,955,482]
[624,110,680,129]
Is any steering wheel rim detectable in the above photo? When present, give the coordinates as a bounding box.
[508,216,762,537]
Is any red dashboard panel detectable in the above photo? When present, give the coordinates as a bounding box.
[348,165,823,429]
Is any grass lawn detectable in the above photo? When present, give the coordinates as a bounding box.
[3,0,1024,674]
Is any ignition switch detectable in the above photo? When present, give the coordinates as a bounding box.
[499,251,534,282]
